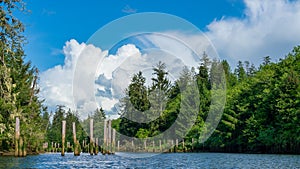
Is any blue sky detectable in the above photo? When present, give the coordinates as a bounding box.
[21,0,245,71]
[21,0,300,117]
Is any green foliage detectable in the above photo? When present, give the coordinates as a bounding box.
[115,46,300,154]
[0,0,46,152]
[208,46,300,153]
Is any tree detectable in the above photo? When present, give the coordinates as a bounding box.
[263,56,271,66]
[118,72,150,137]
[149,61,171,135]
[48,105,65,144]
[0,0,45,152]
[234,61,246,81]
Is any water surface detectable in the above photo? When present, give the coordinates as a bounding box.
[0,153,299,168]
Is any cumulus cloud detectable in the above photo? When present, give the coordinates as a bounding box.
[39,40,85,111]
[40,39,109,119]
[40,0,300,120]
[39,40,146,119]
[96,44,141,79]
[206,0,300,65]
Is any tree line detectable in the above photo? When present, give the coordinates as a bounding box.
[113,49,300,154]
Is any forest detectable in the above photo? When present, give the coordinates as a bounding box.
[0,0,299,154]
[112,50,300,154]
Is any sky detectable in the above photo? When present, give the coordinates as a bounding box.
[21,0,245,71]
[18,0,300,118]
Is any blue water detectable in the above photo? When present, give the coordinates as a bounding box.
[0,153,299,169]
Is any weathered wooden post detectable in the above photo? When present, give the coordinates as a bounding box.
[19,136,23,156]
[117,140,120,152]
[192,138,194,152]
[108,120,112,154]
[72,122,76,145]
[144,140,147,152]
[89,119,94,155]
[61,120,66,156]
[15,117,20,157]
[131,140,134,152]
[182,139,185,152]
[73,122,80,156]
[22,137,26,157]
[112,129,116,154]
[152,140,155,152]
[82,140,85,153]
[170,140,174,153]
[103,120,107,154]
[94,138,98,155]
[175,139,178,152]
[159,140,162,152]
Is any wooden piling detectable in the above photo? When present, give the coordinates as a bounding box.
[61,120,66,156]
[131,140,134,152]
[171,140,174,153]
[19,136,23,157]
[22,137,26,157]
[152,140,155,152]
[117,140,120,152]
[89,119,94,155]
[102,120,107,154]
[144,140,147,152]
[108,120,112,153]
[15,117,20,157]
[73,122,80,156]
[101,120,115,155]
[192,138,194,152]
[159,140,162,152]
[112,129,116,154]
[183,139,185,152]
[72,122,76,144]
[175,139,178,152]
[95,138,99,155]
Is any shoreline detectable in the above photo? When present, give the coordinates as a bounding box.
[1,151,299,157]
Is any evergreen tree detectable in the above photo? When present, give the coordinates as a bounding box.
[0,0,45,151]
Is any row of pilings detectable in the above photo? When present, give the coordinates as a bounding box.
[60,119,116,156]
[15,117,193,158]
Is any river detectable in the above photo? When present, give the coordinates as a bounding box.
[0,152,299,168]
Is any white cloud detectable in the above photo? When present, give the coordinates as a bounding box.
[40,39,109,119]
[39,39,85,111]
[206,0,300,65]
[40,0,300,119]
[137,32,219,67]
[39,40,145,120]
[96,44,141,79]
